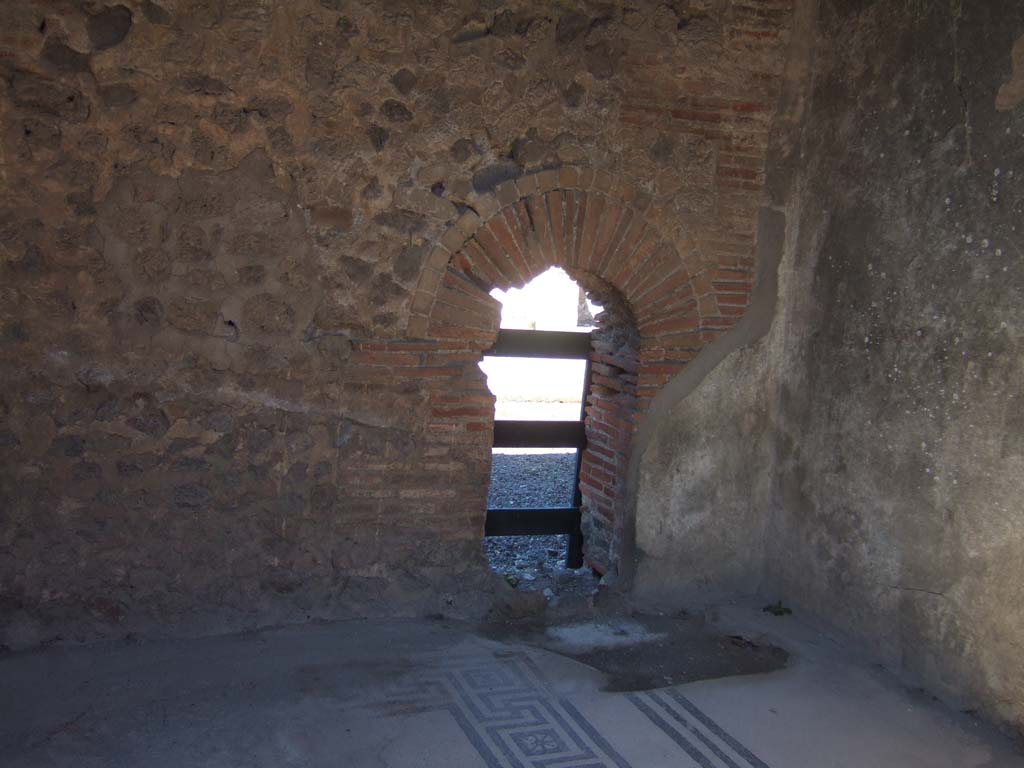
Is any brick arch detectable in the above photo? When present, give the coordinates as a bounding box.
[401,166,754,575]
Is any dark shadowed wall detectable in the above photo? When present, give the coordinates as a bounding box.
[768,0,1024,733]
[634,0,1024,734]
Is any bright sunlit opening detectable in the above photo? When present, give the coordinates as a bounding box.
[489,267,601,331]
[479,268,601,426]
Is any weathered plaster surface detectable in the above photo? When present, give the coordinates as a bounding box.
[630,207,784,601]
[632,0,1024,735]
[768,0,1024,732]
[634,338,773,601]
[627,0,813,601]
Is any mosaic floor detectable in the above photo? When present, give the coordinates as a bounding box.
[3,609,1020,767]
[346,649,771,768]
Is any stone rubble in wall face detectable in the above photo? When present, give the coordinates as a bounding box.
[0,0,790,645]
[86,5,134,50]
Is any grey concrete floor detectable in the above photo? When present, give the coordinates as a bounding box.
[1,603,1020,768]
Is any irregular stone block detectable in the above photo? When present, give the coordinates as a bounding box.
[87,5,133,50]
[390,68,417,95]
[9,72,90,123]
[174,483,211,509]
[40,39,90,74]
[472,160,523,193]
[243,293,296,335]
[379,99,413,122]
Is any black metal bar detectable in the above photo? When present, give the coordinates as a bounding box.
[487,329,592,359]
[485,507,582,537]
[493,420,587,449]
[484,328,593,567]
[566,354,592,569]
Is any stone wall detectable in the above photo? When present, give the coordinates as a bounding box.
[0,0,794,646]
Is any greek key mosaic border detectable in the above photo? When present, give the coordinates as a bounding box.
[353,650,771,768]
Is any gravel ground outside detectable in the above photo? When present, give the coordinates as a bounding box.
[486,449,577,509]
[483,449,599,598]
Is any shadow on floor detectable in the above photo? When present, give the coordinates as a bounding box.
[483,612,788,691]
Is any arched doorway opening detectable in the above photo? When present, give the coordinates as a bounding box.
[405,168,754,594]
[479,267,610,596]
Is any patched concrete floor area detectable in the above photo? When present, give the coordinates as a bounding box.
[1,605,1020,768]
